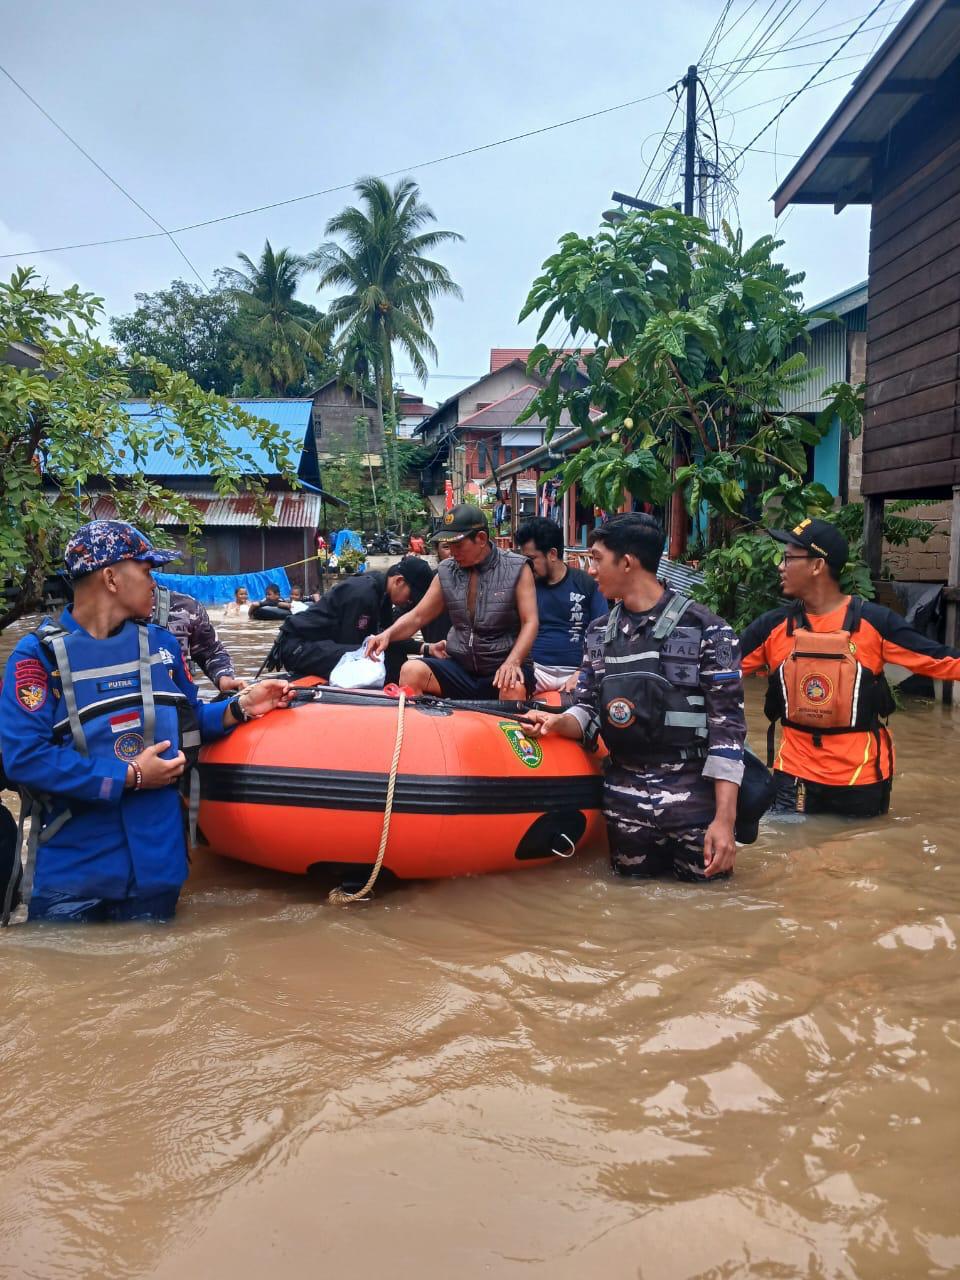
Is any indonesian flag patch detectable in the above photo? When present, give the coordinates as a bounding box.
[15,659,48,713]
[110,710,143,734]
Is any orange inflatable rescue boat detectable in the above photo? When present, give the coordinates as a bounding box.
[197,682,606,883]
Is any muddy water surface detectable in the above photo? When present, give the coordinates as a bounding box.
[1,615,958,1279]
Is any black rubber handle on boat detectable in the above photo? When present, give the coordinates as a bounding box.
[280,686,557,725]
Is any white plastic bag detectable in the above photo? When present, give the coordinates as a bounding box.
[329,644,386,690]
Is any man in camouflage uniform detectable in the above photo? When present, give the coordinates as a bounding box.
[522,513,746,881]
[151,586,244,692]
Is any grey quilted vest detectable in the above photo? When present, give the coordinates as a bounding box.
[439,545,527,677]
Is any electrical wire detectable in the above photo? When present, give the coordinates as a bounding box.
[706,16,898,74]
[698,0,736,67]
[727,69,860,115]
[0,85,676,262]
[723,0,887,169]
[634,84,683,199]
[703,0,763,73]
[710,0,797,96]
[0,62,209,288]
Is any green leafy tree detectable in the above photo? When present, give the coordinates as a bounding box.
[519,210,925,619]
[521,212,829,522]
[224,240,330,394]
[109,274,239,394]
[309,177,462,514]
[0,268,301,629]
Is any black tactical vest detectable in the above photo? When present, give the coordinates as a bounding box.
[597,593,709,764]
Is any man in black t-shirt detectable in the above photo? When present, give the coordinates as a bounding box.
[517,517,608,693]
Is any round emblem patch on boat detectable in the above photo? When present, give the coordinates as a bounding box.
[800,673,833,705]
[114,731,145,761]
[607,698,635,727]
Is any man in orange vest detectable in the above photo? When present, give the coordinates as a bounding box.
[741,518,960,818]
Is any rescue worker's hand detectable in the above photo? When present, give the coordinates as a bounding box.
[702,818,737,877]
[130,742,187,789]
[217,675,247,692]
[240,679,293,717]
[366,632,390,659]
[518,710,561,738]
[492,659,523,692]
[562,671,580,693]
[518,710,585,742]
[428,639,447,659]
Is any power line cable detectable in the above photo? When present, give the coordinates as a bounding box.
[634,84,683,199]
[719,0,825,86]
[0,61,209,288]
[707,15,897,74]
[704,0,763,71]
[711,0,796,96]
[0,85,676,262]
[698,0,736,66]
[723,0,887,170]
[714,0,807,97]
[728,69,859,115]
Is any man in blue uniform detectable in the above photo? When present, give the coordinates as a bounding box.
[522,513,746,881]
[0,520,291,924]
[516,516,608,693]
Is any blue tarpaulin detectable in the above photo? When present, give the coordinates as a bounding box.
[332,529,364,556]
[153,566,292,606]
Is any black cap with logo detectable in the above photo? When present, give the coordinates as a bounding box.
[433,503,489,543]
[388,555,434,605]
[768,518,848,572]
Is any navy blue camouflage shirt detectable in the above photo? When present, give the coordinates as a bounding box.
[566,589,746,784]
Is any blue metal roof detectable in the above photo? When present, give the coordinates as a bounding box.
[116,399,315,477]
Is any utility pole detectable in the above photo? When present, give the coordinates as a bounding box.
[669,64,698,561]
[683,64,697,218]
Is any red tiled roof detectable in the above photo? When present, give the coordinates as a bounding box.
[490,347,598,373]
[458,383,594,430]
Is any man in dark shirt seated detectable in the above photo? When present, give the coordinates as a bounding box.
[275,557,434,683]
[517,517,608,693]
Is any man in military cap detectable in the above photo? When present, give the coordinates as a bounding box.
[0,520,291,924]
[522,513,746,881]
[367,503,538,700]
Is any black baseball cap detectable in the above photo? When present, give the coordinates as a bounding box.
[433,503,488,543]
[387,556,434,605]
[768,518,848,572]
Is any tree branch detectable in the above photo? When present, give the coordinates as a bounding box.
[665,357,714,454]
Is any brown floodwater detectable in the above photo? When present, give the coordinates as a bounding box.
[1,614,959,1279]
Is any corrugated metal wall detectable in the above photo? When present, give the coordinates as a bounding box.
[779,321,850,414]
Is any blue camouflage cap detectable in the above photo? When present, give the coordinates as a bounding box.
[63,520,181,581]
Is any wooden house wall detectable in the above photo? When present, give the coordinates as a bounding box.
[311,384,383,457]
[862,62,960,498]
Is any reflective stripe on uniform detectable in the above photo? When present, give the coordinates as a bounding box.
[139,626,157,746]
[49,634,88,758]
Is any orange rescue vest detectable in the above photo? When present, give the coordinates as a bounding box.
[764,599,894,767]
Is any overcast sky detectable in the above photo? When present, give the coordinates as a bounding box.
[3,0,908,401]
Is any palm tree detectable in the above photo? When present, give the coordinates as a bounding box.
[308,178,462,509]
[224,241,327,394]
